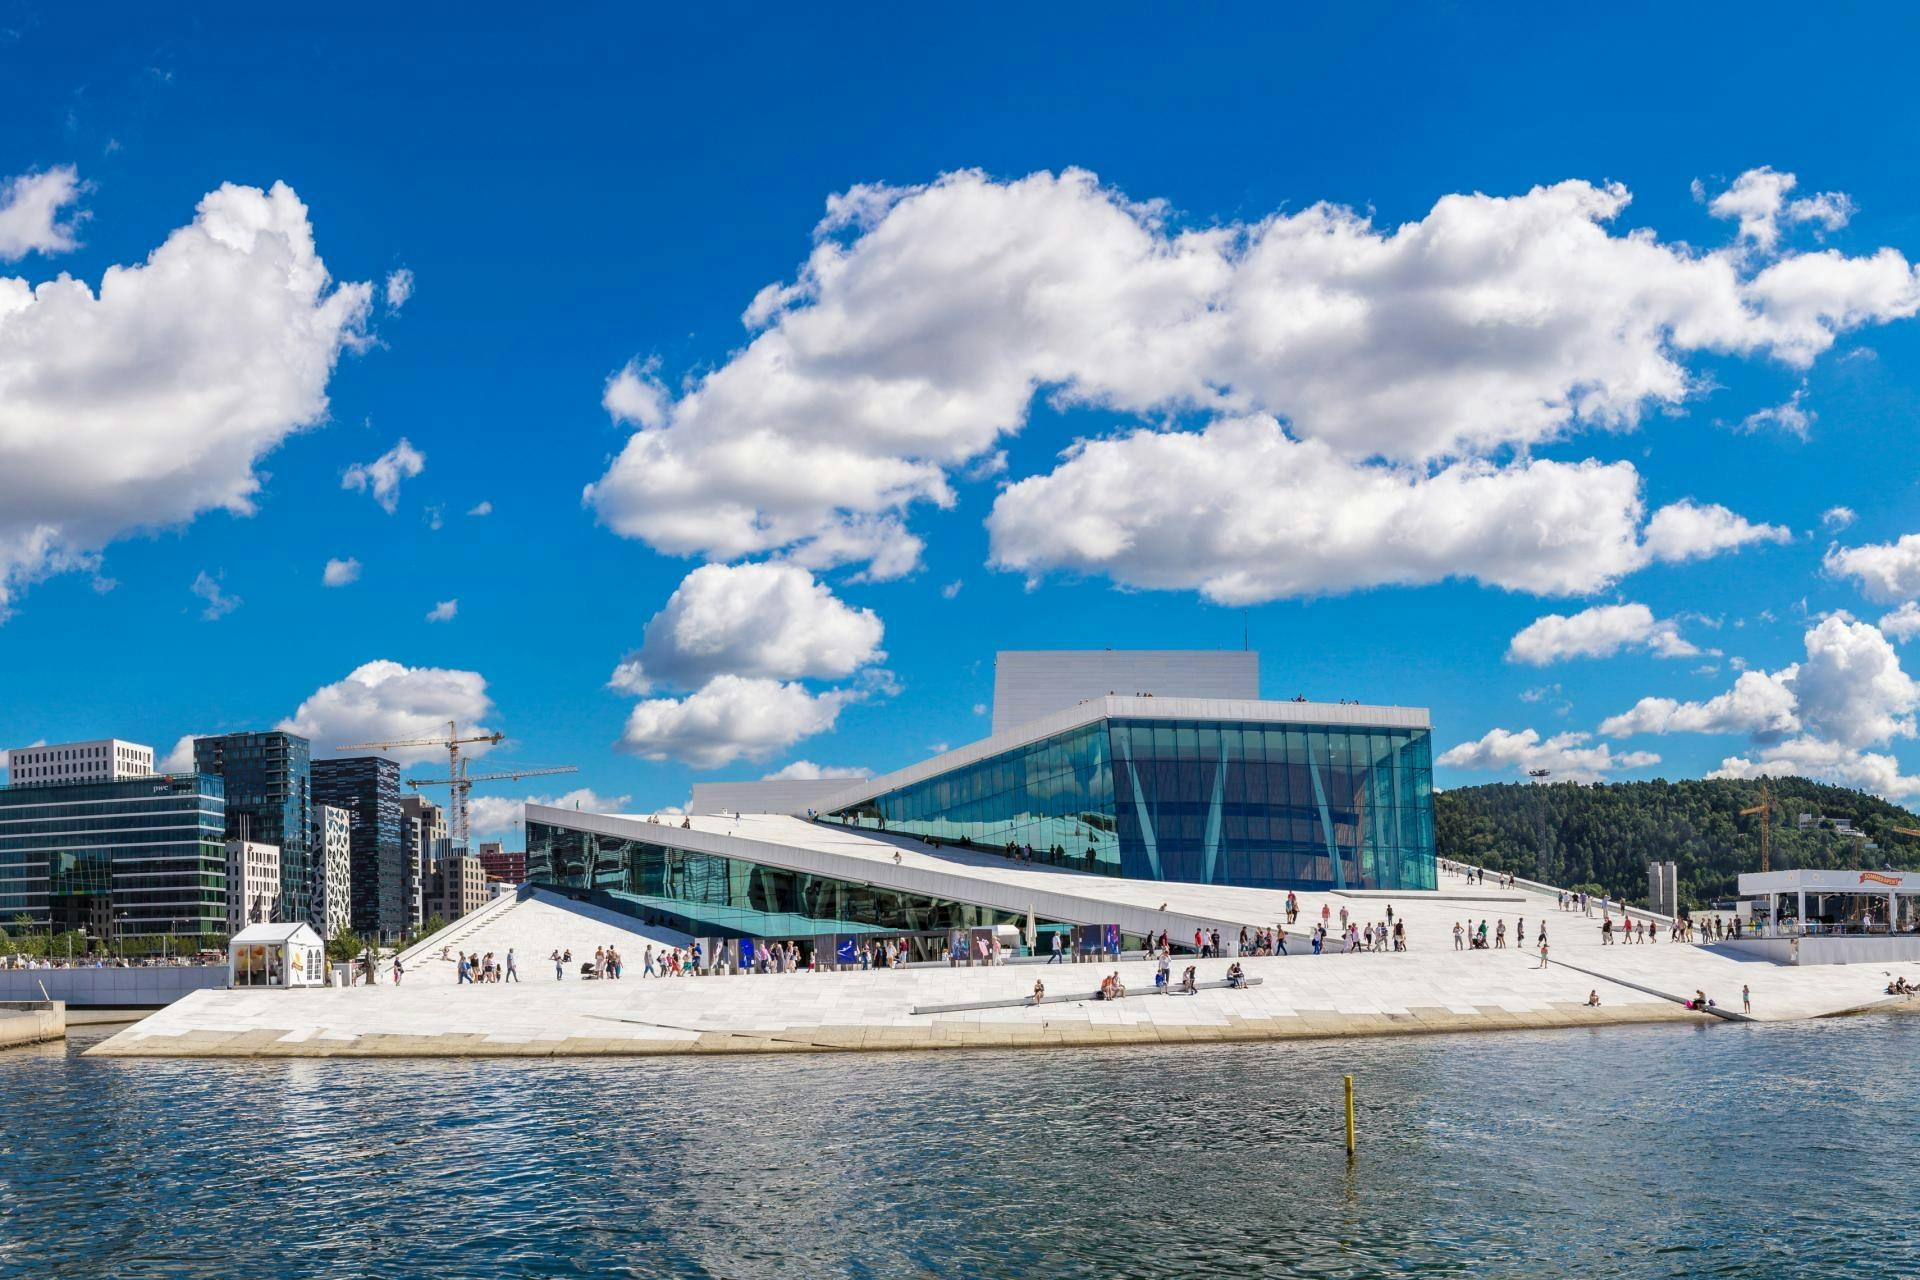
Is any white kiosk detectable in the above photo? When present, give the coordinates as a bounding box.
[229,922,327,988]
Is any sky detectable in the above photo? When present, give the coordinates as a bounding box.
[5,3,1920,840]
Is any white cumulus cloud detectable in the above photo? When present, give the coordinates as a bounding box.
[278,659,497,764]
[608,561,884,693]
[1640,499,1792,565]
[342,438,425,514]
[0,180,370,621]
[1826,533,1920,603]
[1602,613,1918,754]
[1599,668,1802,740]
[1507,603,1699,665]
[158,734,199,774]
[1706,166,1854,251]
[1822,506,1857,532]
[0,166,88,260]
[615,675,858,769]
[322,556,360,587]
[1879,602,1920,643]
[991,417,1685,602]
[425,598,457,623]
[1437,727,1659,784]
[586,166,1917,586]
[1710,738,1920,799]
[762,760,870,781]
[469,787,633,838]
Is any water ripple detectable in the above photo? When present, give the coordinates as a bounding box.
[1,1018,1915,1278]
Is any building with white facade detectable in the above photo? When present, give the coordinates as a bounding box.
[225,839,282,933]
[310,804,352,939]
[5,739,155,785]
[528,648,1436,959]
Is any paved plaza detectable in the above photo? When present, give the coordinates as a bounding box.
[89,866,1920,1057]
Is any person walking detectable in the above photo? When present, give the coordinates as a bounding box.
[393,956,404,985]
[1453,921,1464,951]
[551,949,564,981]
[1049,932,1063,964]
[457,953,471,984]
[1538,939,1549,969]
[504,948,519,983]
[1743,984,1752,1014]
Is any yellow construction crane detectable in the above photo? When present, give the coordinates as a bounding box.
[1740,782,1775,874]
[336,721,573,851]
[404,764,578,851]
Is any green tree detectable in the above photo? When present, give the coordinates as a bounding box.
[1436,775,1920,910]
[327,927,364,963]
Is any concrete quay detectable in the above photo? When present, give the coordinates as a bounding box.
[0,1000,66,1050]
[86,877,1920,1060]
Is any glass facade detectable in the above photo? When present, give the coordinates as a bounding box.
[194,731,313,926]
[0,774,229,936]
[312,756,405,939]
[527,821,1041,955]
[831,717,1435,892]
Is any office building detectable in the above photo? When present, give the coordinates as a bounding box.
[476,841,527,884]
[527,649,1435,954]
[400,794,449,931]
[310,804,352,939]
[225,839,282,932]
[5,739,155,786]
[0,772,227,939]
[427,852,488,922]
[192,732,313,926]
[311,757,404,940]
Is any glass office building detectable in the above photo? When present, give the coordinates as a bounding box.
[831,717,1434,892]
[193,731,313,926]
[0,774,228,938]
[312,756,405,939]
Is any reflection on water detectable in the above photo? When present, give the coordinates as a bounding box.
[2,1018,1914,1278]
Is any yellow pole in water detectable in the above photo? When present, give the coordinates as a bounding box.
[1344,1074,1356,1155]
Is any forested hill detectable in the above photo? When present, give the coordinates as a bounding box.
[1433,777,1920,910]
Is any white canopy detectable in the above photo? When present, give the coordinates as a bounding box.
[230,921,323,947]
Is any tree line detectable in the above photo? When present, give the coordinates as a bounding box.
[1434,775,1920,911]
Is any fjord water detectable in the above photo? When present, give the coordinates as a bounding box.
[3,1017,1913,1279]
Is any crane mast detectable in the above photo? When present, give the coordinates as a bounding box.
[335,720,572,851]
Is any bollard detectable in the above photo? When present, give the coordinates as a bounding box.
[1344,1074,1356,1156]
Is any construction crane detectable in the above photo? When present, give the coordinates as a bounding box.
[336,721,572,851]
[1740,782,1775,874]
[404,763,578,851]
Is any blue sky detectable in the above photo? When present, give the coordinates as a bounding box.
[5,3,1920,836]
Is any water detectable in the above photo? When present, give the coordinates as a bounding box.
[2,1017,1914,1279]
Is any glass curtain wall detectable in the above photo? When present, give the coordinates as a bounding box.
[829,722,1122,873]
[527,821,1039,942]
[830,718,1435,892]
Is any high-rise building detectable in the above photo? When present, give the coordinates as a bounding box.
[399,794,448,931]
[225,839,282,932]
[310,804,352,940]
[4,739,155,786]
[0,771,226,939]
[192,732,313,928]
[311,757,404,940]
[476,841,527,884]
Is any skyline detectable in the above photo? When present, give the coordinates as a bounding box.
[6,6,1920,839]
